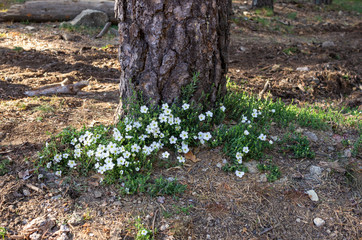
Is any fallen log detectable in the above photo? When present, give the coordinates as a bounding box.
[24,79,89,96]
[0,0,117,23]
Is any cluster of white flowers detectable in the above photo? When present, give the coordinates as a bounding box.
[44,102,227,180]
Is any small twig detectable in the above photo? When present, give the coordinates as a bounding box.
[258,80,270,99]
[25,183,44,193]
[152,209,159,238]
[96,22,112,38]
[259,223,280,236]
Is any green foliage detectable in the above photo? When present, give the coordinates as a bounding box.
[283,46,299,55]
[33,104,54,113]
[147,177,186,197]
[12,46,24,52]
[352,135,361,157]
[0,227,6,240]
[287,12,297,20]
[255,7,274,17]
[135,217,153,240]
[181,72,199,102]
[282,133,315,159]
[257,163,281,182]
[327,0,362,13]
[0,159,10,176]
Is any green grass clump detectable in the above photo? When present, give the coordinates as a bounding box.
[282,133,315,159]
[0,159,10,176]
[257,163,281,182]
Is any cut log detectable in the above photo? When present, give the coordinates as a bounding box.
[0,0,116,23]
[24,80,89,96]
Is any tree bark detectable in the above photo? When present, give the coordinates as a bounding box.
[314,0,333,5]
[252,0,274,9]
[0,0,116,23]
[114,0,231,120]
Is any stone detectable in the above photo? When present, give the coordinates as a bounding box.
[23,189,31,196]
[68,213,83,226]
[239,46,246,52]
[57,233,69,240]
[344,149,351,158]
[296,66,309,71]
[304,131,318,142]
[306,190,319,201]
[322,41,335,48]
[309,165,323,178]
[69,9,109,28]
[313,217,325,227]
[94,191,102,198]
[259,174,267,183]
[29,232,42,240]
[25,26,36,31]
[244,161,258,174]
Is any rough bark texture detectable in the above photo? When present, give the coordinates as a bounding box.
[314,0,333,5]
[252,0,274,9]
[115,0,231,119]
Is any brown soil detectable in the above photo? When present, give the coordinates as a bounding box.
[0,2,361,240]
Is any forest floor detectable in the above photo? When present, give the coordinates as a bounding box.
[0,1,361,240]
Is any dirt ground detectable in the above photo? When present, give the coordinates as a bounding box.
[0,2,361,240]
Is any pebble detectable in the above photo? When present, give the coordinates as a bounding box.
[29,232,42,240]
[23,189,31,196]
[25,26,36,31]
[296,66,309,71]
[344,149,351,157]
[296,218,301,223]
[322,41,335,48]
[309,165,323,178]
[244,161,258,174]
[94,191,102,198]
[306,190,319,201]
[259,174,268,182]
[68,213,83,226]
[313,217,325,227]
[304,131,318,142]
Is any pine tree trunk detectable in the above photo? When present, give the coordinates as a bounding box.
[314,0,332,5]
[114,0,231,121]
[252,0,274,9]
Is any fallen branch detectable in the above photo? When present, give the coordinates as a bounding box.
[24,80,89,96]
[95,22,112,38]
[25,183,44,193]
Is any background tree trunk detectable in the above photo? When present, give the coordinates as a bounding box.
[314,0,333,5]
[114,0,231,119]
[252,0,274,9]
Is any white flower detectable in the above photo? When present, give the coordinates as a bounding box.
[243,146,249,153]
[55,170,62,177]
[206,111,213,117]
[139,134,148,141]
[70,138,77,145]
[162,151,170,159]
[107,142,117,154]
[199,114,205,121]
[269,140,273,145]
[135,167,140,172]
[54,154,62,163]
[182,103,190,110]
[271,109,275,113]
[252,112,258,118]
[74,148,82,158]
[236,152,243,160]
[63,153,69,159]
[174,117,181,125]
[123,151,131,159]
[220,105,226,112]
[131,144,140,153]
[259,134,266,141]
[38,174,43,179]
[168,114,174,125]
[125,124,133,132]
[125,135,133,139]
[203,132,212,141]
[241,116,247,123]
[159,113,168,123]
[164,108,172,115]
[133,122,141,129]
[162,103,169,110]
[117,157,126,166]
[140,105,148,113]
[141,229,148,236]
[180,131,188,140]
[182,145,189,153]
[68,160,77,168]
[46,162,52,168]
[237,158,243,164]
[177,156,185,163]
[120,170,124,175]
[244,130,249,135]
[235,170,245,178]
[169,136,177,144]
